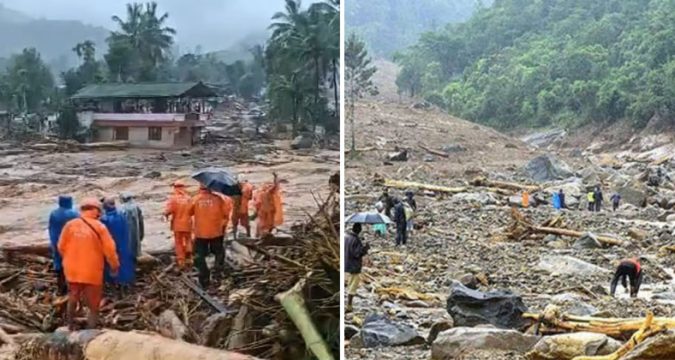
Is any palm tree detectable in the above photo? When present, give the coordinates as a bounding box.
[73,40,96,64]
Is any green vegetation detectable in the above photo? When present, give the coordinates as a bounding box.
[396,0,675,129]
[265,0,340,136]
[345,34,378,151]
[346,0,489,58]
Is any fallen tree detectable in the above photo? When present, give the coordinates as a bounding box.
[471,176,541,192]
[505,208,624,246]
[376,178,467,194]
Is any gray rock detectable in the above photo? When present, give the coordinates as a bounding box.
[666,214,675,222]
[537,255,610,277]
[452,192,498,205]
[442,144,467,154]
[574,232,603,249]
[526,332,622,360]
[355,314,425,348]
[427,319,454,344]
[242,127,257,136]
[621,330,675,360]
[291,134,313,149]
[388,149,408,162]
[423,155,435,162]
[616,183,648,207]
[520,129,566,148]
[144,171,161,179]
[446,282,529,329]
[432,327,539,360]
[344,325,359,340]
[543,234,559,243]
[525,154,574,182]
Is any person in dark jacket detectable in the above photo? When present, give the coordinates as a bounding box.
[393,199,407,246]
[101,198,135,294]
[610,257,643,298]
[48,195,79,295]
[345,223,369,312]
[378,190,397,218]
[558,189,566,209]
[594,186,604,212]
[610,193,621,211]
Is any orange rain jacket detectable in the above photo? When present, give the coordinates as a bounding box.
[254,183,284,233]
[190,189,231,239]
[164,187,193,232]
[239,182,254,216]
[58,210,120,286]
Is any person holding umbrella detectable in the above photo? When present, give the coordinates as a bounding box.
[190,184,231,288]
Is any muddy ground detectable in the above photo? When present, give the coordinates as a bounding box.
[344,96,675,359]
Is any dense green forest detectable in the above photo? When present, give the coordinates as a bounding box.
[346,0,489,58]
[395,0,675,129]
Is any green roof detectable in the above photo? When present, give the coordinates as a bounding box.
[71,82,217,100]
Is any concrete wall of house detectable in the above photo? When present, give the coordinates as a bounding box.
[77,111,95,128]
[174,127,192,147]
[94,126,179,148]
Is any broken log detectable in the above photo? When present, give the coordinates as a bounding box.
[532,226,624,246]
[572,311,665,360]
[418,144,449,158]
[471,176,540,192]
[276,276,334,360]
[157,310,188,341]
[524,305,675,338]
[379,178,467,194]
[16,329,260,360]
[1,243,51,258]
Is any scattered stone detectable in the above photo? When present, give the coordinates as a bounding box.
[344,325,359,340]
[574,232,603,249]
[621,330,675,359]
[431,327,539,360]
[628,228,648,241]
[143,171,161,179]
[446,282,529,329]
[526,332,622,360]
[537,255,610,277]
[388,149,408,162]
[442,144,467,154]
[290,134,313,149]
[617,184,648,207]
[423,155,435,162]
[452,192,497,205]
[352,314,424,348]
[426,319,454,344]
[525,154,574,182]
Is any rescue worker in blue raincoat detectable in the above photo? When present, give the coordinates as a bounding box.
[101,198,135,292]
[48,195,79,295]
[119,193,144,259]
[552,191,561,210]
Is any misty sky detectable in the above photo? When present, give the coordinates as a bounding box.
[0,0,316,51]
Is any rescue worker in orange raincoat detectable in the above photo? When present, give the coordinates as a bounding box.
[164,180,193,268]
[234,180,254,238]
[58,198,119,330]
[190,185,232,287]
[253,172,284,237]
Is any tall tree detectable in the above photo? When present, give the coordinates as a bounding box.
[5,48,54,113]
[345,34,378,152]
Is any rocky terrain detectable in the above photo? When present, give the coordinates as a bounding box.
[344,98,675,359]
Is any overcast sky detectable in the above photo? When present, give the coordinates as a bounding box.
[0,0,314,51]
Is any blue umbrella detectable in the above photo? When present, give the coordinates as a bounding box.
[345,212,392,224]
[192,167,242,196]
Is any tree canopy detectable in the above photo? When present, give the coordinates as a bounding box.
[395,0,675,129]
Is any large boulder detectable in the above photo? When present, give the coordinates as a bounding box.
[616,183,648,207]
[521,129,566,148]
[573,232,603,249]
[537,256,610,277]
[432,327,539,360]
[290,134,313,149]
[446,282,529,329]
[525,154,574,182]
[544,180,583,198]
[350,314,424,348]
[451,192,498,205]
[526,332,622,360]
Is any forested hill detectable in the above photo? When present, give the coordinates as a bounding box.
[395,0,675,130]
[346,0,491,58]
[0,4,109,72]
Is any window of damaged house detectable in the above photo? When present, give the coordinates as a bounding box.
[113,127,129,141]
[148,127,162,141]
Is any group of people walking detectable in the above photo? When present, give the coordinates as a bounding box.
[375,190,417,247]
[47,174,283,330]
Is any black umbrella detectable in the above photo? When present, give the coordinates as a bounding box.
[192,167,242,196]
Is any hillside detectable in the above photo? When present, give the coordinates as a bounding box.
[345,0,490,58]
[395,0,675,131]
[0,4,109,73]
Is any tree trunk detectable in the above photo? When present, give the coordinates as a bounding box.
[332,59,339,115]
[292,96,298,137]
[313,57,320,134]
